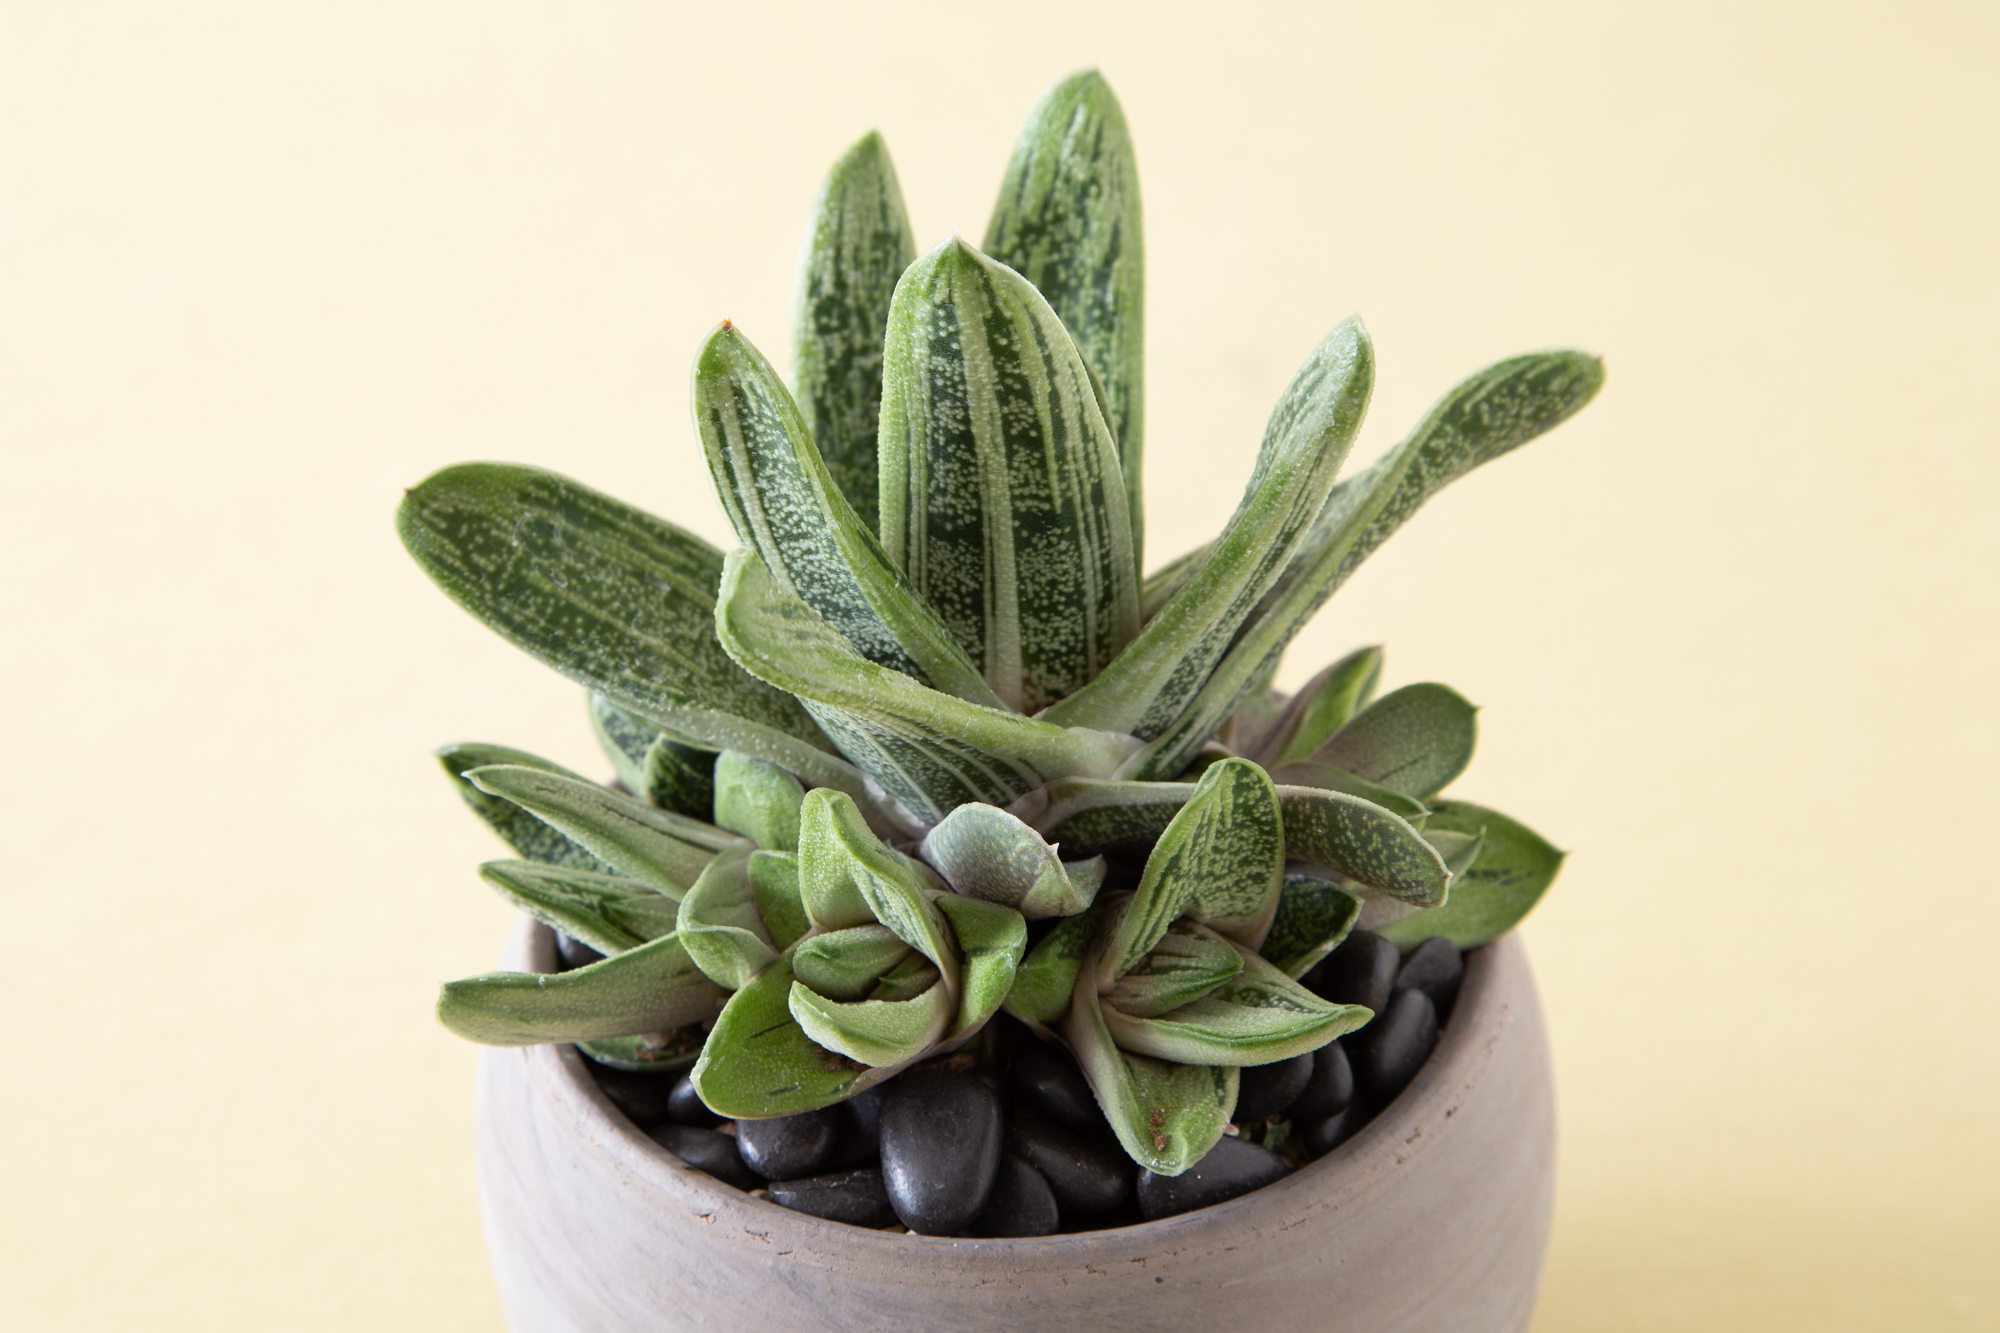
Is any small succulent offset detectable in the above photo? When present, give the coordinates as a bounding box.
[400,70,1597,1176]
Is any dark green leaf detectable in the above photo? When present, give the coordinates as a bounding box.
[1263,761,1429,823]
[1376,801,1564,950]
[436,743,612,872]
[1250,646,1383,765]
[476,860,678,956]
[1002,903,1104,1028]
[436,933,725,1046]
[1259,874,1363,979]
[586,692,715,819]
[1105,918,1243,1018]
[1314,683,1476,799]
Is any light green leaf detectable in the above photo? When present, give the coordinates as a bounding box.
[920,802,1105,919]
[436,743,612,872]
[1105,918,1243,1018]
[984,69,1146,572]
[1103,945,1368,1066]
[877,236,1140,712]
[464,764,741,898]
[574,1027,707,1073]
[749,850,811,951]
[1259,874,1363,979]
[868,952,942,1002]
[476,861,678,956]
[1377,801,1564,950]
[586,692,716,819]
[788,976,955,1068]
[1251,646,1383,765]
[1139,543,1209,622]
[675,848,779,991]
[932,892,1028,1042]
[1044,318,1373,740]
[437,932,726,1046]
[691,952,889,1118]
[711,749,807,853]
[796,790,958,977]
[695,322,1001,707]
[1002,903,1104,1028]
[791,130,917,535]
[1313,683,1476,799]
[1264,761,1429,823]
[792,924,912,1001]
[1064,966,1235,1175]
[715,550,1138,824]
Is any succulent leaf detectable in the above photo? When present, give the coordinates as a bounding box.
[1105,918,1244,1018]
[919,802,1106,919]
[797,790,958,976]
[1262,761,1429,823]
[1259,874,1363,979]
[1138,543,1207,622]
[877,236,1140,712]
[791,131,917,534]
[787,977,954,1067]
[1312,682,1476,799]
[675,848,780,991]
[691,951,887,1118]
[476,860,678,956]
[1064,971,1236,1175]
[931,892,1029,1041]
[436,743,612,871]
[792,924,913,1001]
[984,69,1146,572]
[437,933,725,1046]
[586,692,717,818]
[748,849,811,950]
[1002,903,1104,1028]
[711,749,807,853]
[1249,645,1384,766]
[1376,801,1563,950]
[695,322,1001,707]
[868,953,943,1002]
[574,1029,707,1073]
[1101,945,1369,1066]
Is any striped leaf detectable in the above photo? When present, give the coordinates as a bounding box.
[675,848,779,992]
[1002,902,1104,1028]
[788,976,954,1068]
[1139,543,1208,622]
[877,237,1140,712]
[436,743,611,872]
[1065,965,1236,1175]
[695,322,1000,707]
[1132,351,1603,779]
[1103,945,1367,1067]
[791,131,917,534]
[711,750,806,854]
[919,802,1106,919]
[1259,874,1363,979]
[586,693,716,819]
[437,933,725,1046]
[476,861,678,956]
[749,850,811,951]
[1248,646,1383,766]
[1105,918,1243,1019]
[691,950,906,1119]
[714,550,1138,824]
[1263,761,1429,823]
[1044,318,1373,740]
[1314,683,1476,799]
[984,69,1146,571]
[1377,801,1564,950]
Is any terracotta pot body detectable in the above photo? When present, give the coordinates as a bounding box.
[475,916,1556,1332]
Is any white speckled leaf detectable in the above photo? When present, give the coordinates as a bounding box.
[1105,918,1243,1019]
[788,976,954,1068]
[1247,646,1383,766]
[1002,902,1104,1029]
[1313,683,1477,799]
[711,750,807,853]
[476,860,678,956]
[585,693,716,819]
[919,802,1105,919]
[675,848,779,992]
[1263,761,1429,824]
[1103,944,1368,1067]
[1259,874,1363,979]
[1376,801,1564,950]
[436,743,613,872]
[437,933,725,1046]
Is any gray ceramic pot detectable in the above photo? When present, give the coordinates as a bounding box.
[475,916,1555,1332]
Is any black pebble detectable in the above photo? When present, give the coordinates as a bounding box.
[1136,1135,1288,1220]
[766,1168,897,1228]
[1348,987,1438,1104]
[666,1074,723,1127]
[556,933,605,971]
[583,1061,683,1128]
[1233,1053,1313,1123]
[648,1124,758,1190]
[880,1068,1004,1235]
[736,1106,842,1181]
[1009,1039,1101,1130]
[1307,930,1399,1014]
[1297,1100,1370,1159]
[1004,1119,1132,1216]
[965,1154,1059,1237]
[1395,936,1464,1024]
[1285,1041,1355,1122]
[823,1086,885,1169]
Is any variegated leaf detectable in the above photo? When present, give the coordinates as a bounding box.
[1065,966,1235,1175]
[691,951,902,1118]
[1377,801,1563,950]
[796,789,957,977]
[1103,944,1368,1066]
[919,802,1106,919]
[791,130,916,535]
[1259,873,1363,979]
[436,743,611,872]
[877,237,1140,712]
[1105,918,1243,1018]
[1264,761,1429,823]
[1044,319,1372,740]
[1313,683,1476,799]
[711,749,807,853]
[476,860,677,956]
[437,933,725,1046]
[932,892,1028,1042]
[793,924,912,1002]
[695,322,1000,707]
[1139,543,1208,622]
[1249,646,1383,765]
[574,1027,707,1073]
[464,764,741,898]
[715,550,1138,824]
[748,849,811,950]
[789,976,955,1068]
[675,848,779,991]
[1002,902,1104,1028]
[984,69,1146,571]
[586,692,716,819]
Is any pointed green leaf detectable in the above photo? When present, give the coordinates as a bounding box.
[1251,646,1383,765]
[691,952,895,1118]
[437,932,726,1046]
[1002,902,1104,1028]
[932,892,1029,1042]
[1313,683,1476,799]
[877,236,1140,712]
[1065,967,1235,1175]
[587,692,716,819]
[574,1027,707,1073]
[867,952,942,1003]
[1103,945,1369,1066]
[1264,761,1429,823]
[792,130,917,535]
[1259,874,1363,979]
[788,976,954,1068]
[795,789,958,978]
[984,69,1146,571]
[711,749,807,853]
[476,861,678,956]
[675,848,779,991]
[1105,918,1244,1019]
[436,743,612,872]
[1376,801,1564,950]
[793,925,911,1001]
[715,550,1138,824]
[919,803,1105,919]
[1139,543,1209,622]
[1044,318,1373,739]
[748,850,811,951]
[464,764,742,898]
[695,322,1001,707]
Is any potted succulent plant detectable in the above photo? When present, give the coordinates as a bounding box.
[399,71,1600,1331]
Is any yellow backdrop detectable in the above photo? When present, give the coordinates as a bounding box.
[4,2,1993,1328]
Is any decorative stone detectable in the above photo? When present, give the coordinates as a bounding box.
[965,1155,1059,1237]
[1348,986,1439,1104]
[766,1168,897,1228]
[1306,929,1398,1014]
[555,932,605,970]
[1009,1038,1101,1130]
[880,1068,1003,1235]
[1395,936,1465,1024]
[1285,1041,1355,1122]
[582,1062,683,1128]
[646,1124,758,1190]
[735,1106,842,1181]
[1233,1052,1313,1123]
[1135,1134,1288,1220]
[665,1074,722,1127]
[823,1086,885,1169]
[1004,1119,1132,1216]
[1297,1100,1369,1159]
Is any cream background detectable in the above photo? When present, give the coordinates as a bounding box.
[3,2,1994,1328]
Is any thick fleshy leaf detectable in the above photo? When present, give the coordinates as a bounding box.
[1376,801,1564,950]
[789,976,955,1068]
[715,550,1138,824]
[1132,351,1603,779]
[867,953,941,1003]
[1103,945,1368,1066]
[984,69,1146,571]
[791,131,917,535]
[436,743,611,872]
[748,850,811,950]
[695,322,999,707]
[476,861,678,956]
[1065,967,1236,1175]
[792,925,912,1002]
[932,893,1029,1042]
[1044,319,1372,740]
[1105,918,1243,1019]
[675,848,779,991]
[691,952,900,1118]
[1002,903,1104,1028]
[1139,543,1207,622]
[574,1027,708,1073]
[711,750,807,853]
[463,765,741,898]
[1312,683,1476,799]
[877,237,1140,712]
[795,790,957,977]
[437,933,725,1046]
[586,693,716,819]
[1263,761,1429,823]
[920,803,1105,919]
[1259,874,1363,979]
[1249,646,1383,765]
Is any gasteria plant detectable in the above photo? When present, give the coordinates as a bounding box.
[400,70,1598,1177]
